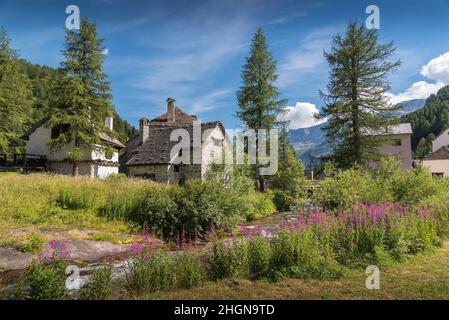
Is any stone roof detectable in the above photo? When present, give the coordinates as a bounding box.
[150,107,197,125]
[423,146,449,161]
[126,122,222,166]
[99,132,126,149]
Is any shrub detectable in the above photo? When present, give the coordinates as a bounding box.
[246,193,276,221]
[174,251,205,289]
[18,233,45,254]
[247,236,271,277]
[79,266,113,300]
[16,258,67,300]
[125,252,176,294]
[206,240,248,280]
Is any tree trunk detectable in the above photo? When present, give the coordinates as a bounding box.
[72,161,79,177]
[259,174,265,192]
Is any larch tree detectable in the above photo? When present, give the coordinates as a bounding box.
[0,27,33,155]
[319,22,401,168]
[237,28,287,191]
[48,18,112,176]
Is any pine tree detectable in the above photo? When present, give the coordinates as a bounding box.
[0,27,33,155]
[320,22,401,168]
[48,18,112,176]
[237,28,287,191]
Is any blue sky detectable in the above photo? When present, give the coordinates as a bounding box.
[1,0,449,129]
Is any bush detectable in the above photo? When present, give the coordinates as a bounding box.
[16,258,67,300]
[267,230,343,282]
[174,251,205,289]
[246,193,276,221]
[100,178,258,239]
[125,252,176,294]
[247,236,271,277]
[79,266,113,300]
[206,240,248,280]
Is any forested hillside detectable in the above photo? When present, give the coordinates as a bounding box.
[402,85,449,158]
[6,59,136,152]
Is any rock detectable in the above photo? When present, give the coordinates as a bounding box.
[53,240,131,262]
[0,248,33,272]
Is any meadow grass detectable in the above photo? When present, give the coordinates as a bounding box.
[0,173,150,250]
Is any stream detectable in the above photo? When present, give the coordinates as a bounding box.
[0,210,307,299]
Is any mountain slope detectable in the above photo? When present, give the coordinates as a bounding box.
[402,85,449,150]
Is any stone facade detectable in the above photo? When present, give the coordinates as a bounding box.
[123,98,226,184]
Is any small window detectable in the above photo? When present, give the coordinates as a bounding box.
[432,173,444,178]
[389,139,402,146]
[179,149,183,157]
[51,124,70,139]
[213,138,223,147]
[174,165,180,173]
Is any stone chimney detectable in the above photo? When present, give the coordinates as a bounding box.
[105,116,114,131]
[167,97,176,122]
[139,118,150,145]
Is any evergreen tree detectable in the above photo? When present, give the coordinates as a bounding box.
[319,22,401,168]
[0,27,33,155]
[237,28,287,191]
[48,18,112,176]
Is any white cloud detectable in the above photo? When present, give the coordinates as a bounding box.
[387,81,445,105]
[389,52,449,104]
[102,48,109,56]
[279,102,325,130]
[191,89,232,113]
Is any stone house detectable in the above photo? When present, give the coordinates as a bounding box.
[422,128,449,177]
[122,98,226,184]
[368,123,413,170]
[24,117,125,178]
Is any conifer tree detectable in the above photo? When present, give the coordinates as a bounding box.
[319,22,401,168]
[0,27,33,155]
[48,18,112,176]
[237,28,287,191]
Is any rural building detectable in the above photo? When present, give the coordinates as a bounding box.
[24,117,125,178]
[122,98,226,184]
[368,123,413,170]
[422,128,449,177]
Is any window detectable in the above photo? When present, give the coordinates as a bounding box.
[179,149,183,157]
[51,124,70,139]
[213,138,224,147]
[432,173,444,178]
[389,138,402,146]
[174,165,180,173]
[135,173,156,181]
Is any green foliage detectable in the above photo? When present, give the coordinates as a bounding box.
[125,253,176,294]
[402,85,449,151]
[56,187,97,210]
[47,18,112,175]
[271,146,310,211]
[18,233,45,254]
[236,28,287,190]
[0,27,33,154]
[16,258,67,300]
[247,236,271,277]
[100,176,270,238]
[79,266,113,300]
[206,240,248,280]
[246,192,276,220]
[320,22,401,168]
[313,157,447,211]
[267,230,343,281]
[173,252,205,289]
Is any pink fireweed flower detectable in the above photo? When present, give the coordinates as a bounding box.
[130,242,144,255]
